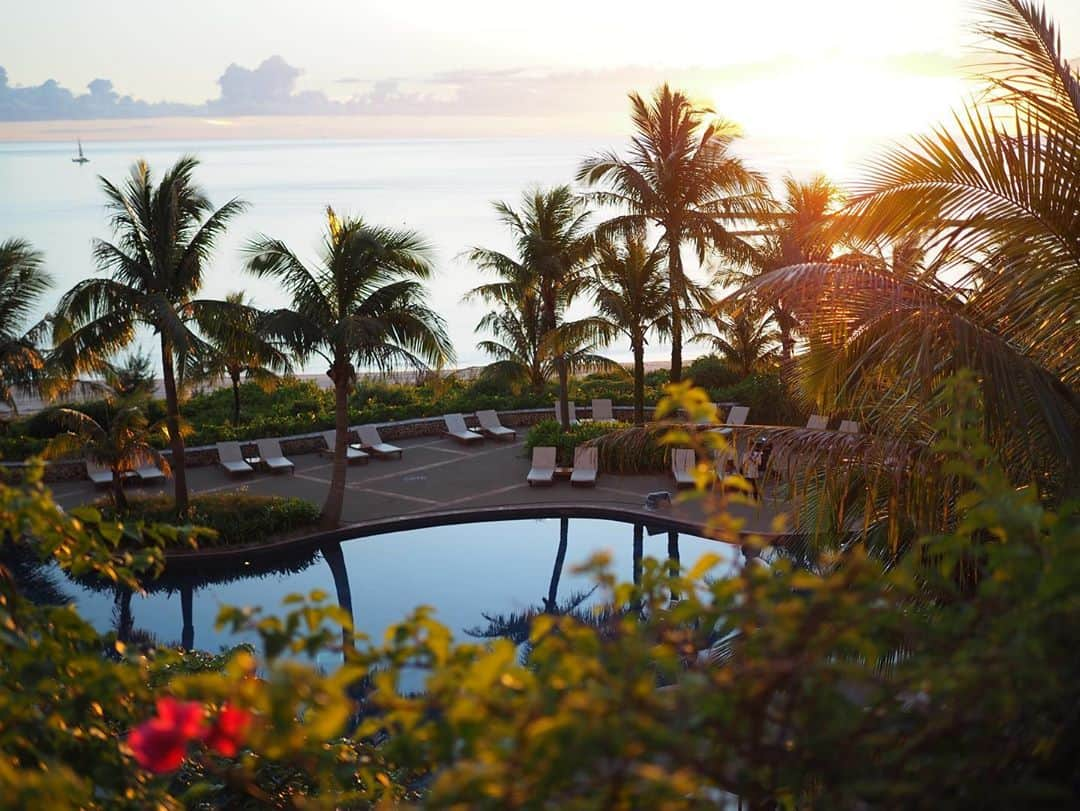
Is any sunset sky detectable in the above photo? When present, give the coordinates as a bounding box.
[2,0,1079,175]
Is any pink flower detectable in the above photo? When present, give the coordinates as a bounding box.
[203,704,252,757]
[128,698,206,773]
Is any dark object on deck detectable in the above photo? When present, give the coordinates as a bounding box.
[645,491,672,510]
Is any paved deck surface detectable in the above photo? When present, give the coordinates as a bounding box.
[50,434,789,540]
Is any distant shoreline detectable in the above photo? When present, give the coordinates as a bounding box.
[1,360,677,417]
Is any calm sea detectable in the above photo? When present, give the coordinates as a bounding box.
[0,135,884,373]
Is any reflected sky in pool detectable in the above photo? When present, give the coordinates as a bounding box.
[37,518,742,673]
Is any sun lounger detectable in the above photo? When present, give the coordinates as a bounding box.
[443,413,483,444]
[570,445,598,487]
[713,405,749,437]
[134,462,167,484]
[527,446,557,486]
[591,398,614,422]
[839,420,860,434]
[554,400,579,428]
[475,409,516,441]
[671,448,697,488]
[85,458,133,487]
[353,424,403,459]
[255,438,295,474]
[806,414,828,430]
[217,441,254,476]
[321,430,369,464]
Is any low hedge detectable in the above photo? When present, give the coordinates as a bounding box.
[525,419,622,467]
[100,493,320,549]
[583,426,670,474]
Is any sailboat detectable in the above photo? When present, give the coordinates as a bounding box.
[71,139,89,165]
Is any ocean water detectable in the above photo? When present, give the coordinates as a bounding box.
[0,134,885,373]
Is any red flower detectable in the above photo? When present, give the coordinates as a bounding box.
[203,704,252,757]
[128,698,206,773]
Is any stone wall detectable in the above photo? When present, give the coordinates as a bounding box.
[3,404,660,484]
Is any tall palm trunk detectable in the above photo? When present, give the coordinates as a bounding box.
[556,356,571,432]
[110,468,128,511]
[230,370,242,425]
[543,517,570,612]
[322,541,355,654]
[321,366,350,530]
[159,336,189,514]
[632,338,645,426]
[667,235,684,382]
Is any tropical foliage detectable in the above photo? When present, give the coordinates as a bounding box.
[245,206,453,529]
[578,83,764,381]
[50,157,248,514]
[0,238,52,414]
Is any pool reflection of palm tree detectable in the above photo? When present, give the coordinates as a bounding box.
[321,542,355,653]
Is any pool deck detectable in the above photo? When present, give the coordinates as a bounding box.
[48,434,789,544]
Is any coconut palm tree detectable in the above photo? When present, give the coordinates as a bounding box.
[583,235,674,425]
[465,187,594,429]
[0,238,53,415]
[246,207,453,530]
[473,296,551,393]
[578,84,767,382]
[51,157,247,514]
[692,300,781,379]
[739,0,1080,499]
[191,291,293,424]
[44,395,171,511]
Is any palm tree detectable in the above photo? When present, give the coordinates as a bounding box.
[465,187,595,429]
[44,395,171,510]
[191,291,293,424]
[748,175,845,361]
[0,238,53,415]
[52,157,247,514]
[739,0,1080,498]
[578,84,767,382]
[692,300,781,379]
[474,298,550,393]
[246,207,453,530]
[584,235,673,425]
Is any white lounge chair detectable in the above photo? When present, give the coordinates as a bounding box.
[806,414,828,430]
[671,448,697,488]
[255,438,295,474]
[134,462,167,484]
[217,441,254,476]
[86,458,131,487]
[591,398,614,422]
[839,420,860,434]
[321,430,369,464]
[353,424,403,459]
[443,413,483,444]
[570,445,598,487]
[712,405,750,437]
[526,446,557,486]
[554,400,579,428]
[475,409,516,441]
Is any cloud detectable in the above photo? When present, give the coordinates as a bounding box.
[0,52,965,122]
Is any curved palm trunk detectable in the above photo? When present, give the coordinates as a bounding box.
[322,541,355,654]
[230,370,242,425]
[667,236,684,383]
[160,336,189,514]
[543,517,570,612]
[321,372,350,530]
[632,338,645,425]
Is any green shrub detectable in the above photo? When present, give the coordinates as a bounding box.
[710,373,805,426]
[100,492,320,548]
[585,425,670,473]
[525,419,624,466]
[686,355,742,390]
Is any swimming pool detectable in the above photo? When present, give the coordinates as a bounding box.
[24,517,743,665]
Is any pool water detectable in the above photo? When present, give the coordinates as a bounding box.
[28,518,741,670]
